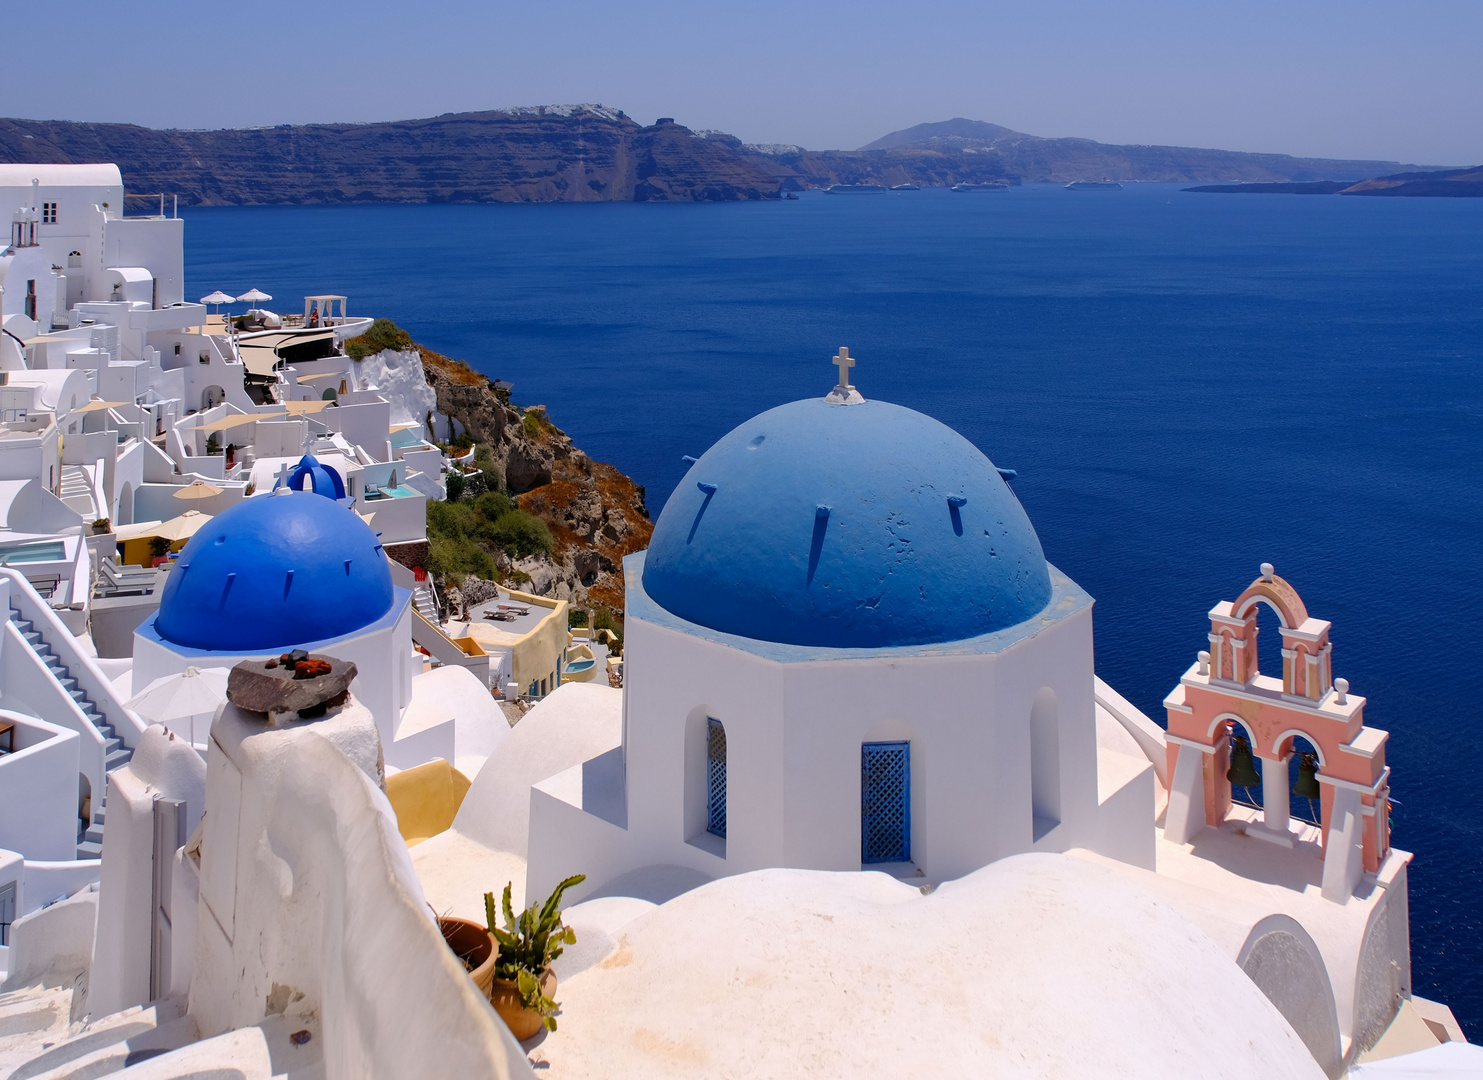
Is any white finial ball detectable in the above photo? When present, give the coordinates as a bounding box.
[1260,562,1274,580]
[1197,650,1210,676]
[1334,677,1349,704]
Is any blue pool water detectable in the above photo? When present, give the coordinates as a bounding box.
[183,186,1483,1030]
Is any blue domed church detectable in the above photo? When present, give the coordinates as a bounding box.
[131,487,420,756]
[526,354,1154,898]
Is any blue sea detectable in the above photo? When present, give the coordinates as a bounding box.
[183,185,1483,1032]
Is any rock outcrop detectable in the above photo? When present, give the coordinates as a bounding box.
[417,346,652,611]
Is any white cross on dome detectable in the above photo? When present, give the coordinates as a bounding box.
[825,346,865,405]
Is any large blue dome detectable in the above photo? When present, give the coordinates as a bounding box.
[641,397,1052,648]
[155,489,395,652]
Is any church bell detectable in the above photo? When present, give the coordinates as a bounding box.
[1293,752,1321,800]
[1226,735,1262,788]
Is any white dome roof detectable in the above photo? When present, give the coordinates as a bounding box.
[541,854,1325,1079]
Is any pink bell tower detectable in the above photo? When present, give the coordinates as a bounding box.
[1163,564,1391,902]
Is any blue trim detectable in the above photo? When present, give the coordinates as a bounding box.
[624,550,1091,664]
[706,718,727,839]
[862,741,910,864]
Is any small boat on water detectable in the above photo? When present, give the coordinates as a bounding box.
[825,184,888,194]
[891,184,920,190]
[1065,179,1123,190]
[951,182,1009,192]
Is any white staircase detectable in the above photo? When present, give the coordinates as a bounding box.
[58,465,99,519]
[7,606,133,859]
[412,579,440,624]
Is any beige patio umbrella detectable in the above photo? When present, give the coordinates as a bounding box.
[195,411,285,432]
[236,288,272,304]
[173,480,224,500]
[155,509,212,542]
[72,399,128,414]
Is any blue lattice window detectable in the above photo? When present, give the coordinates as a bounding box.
[706,718,727,838]
[862,741,910,864]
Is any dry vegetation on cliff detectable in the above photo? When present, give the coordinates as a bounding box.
[416,340,652,614]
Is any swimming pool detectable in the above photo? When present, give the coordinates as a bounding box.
[0,541,66,565]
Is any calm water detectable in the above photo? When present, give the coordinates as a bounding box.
[184,186,1483,1031]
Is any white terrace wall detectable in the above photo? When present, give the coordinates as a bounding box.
[0,711,80,863]
[189,698,532,1080]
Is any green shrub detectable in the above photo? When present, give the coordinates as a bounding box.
[364,318,412,352]
[483,510,551,560]
[451,431,474,452]
[427,534,496,582]
[522,413,541,436]
[343,319,412,362]
[475,491,515,519]
[425,488,551,584]
[444,469,466,502]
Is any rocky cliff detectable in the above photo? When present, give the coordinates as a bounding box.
[417,345,652,611]
[0,107,780,205]
[0,106,1439,204]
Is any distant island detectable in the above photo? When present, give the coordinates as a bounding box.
[1186,165,1483,197]
[0,107,1451,205]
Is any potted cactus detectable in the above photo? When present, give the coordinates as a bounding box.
[484,874,585,1039]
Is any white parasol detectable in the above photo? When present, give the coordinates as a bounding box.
[126,664,231,746]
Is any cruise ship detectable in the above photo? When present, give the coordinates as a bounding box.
[823,183,889,194]
[1066,179,1124,190]
[951,182,1010,192]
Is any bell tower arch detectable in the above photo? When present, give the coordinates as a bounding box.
[1164,564,1391,903]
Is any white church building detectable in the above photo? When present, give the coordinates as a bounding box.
[527,355,1151,899]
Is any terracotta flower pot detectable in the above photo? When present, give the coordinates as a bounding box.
[438,916,496,998]
[490,970,557,1041]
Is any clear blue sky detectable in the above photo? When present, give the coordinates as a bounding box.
[7,0,1480,164]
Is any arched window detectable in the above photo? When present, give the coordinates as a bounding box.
[68,250,82,269]
[706,718,727,838]
[861,741,910,863]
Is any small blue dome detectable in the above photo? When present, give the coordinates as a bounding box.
[642,397,1052,648]
[277,454,346,500]
[155,490,394,652]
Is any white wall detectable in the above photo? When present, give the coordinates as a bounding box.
[0,712,81,863]
[188,697,533,1080]
[613,602,1097,883]
[88,725,206,1017]
[103,218,184,307]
